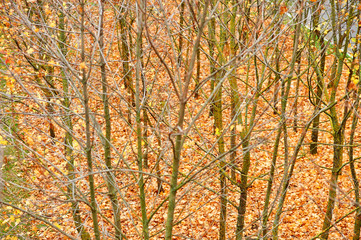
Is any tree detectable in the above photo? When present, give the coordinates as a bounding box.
[1,0,361,239]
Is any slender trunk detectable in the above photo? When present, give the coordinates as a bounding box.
[99,2,123,239]
[208,2,216,117]
[261,125,282,238]
[236,56,263,240]
[320,2,354,237]
[214,71,227,240]
[164,102,186,240]
[135,1,149,238]
[320,130,343,239]
[350,93,361,240]
[293,48,302,132]
[119,4,134,122]
[143,109,149,169]
[35,0,56,140]
[272,2,303,237]
[154,131,164,193]
[141,36,149,169]
[59,9,90,240]
[351,14,361,239]
[310,0,326,154]
[235,3,261,234]
[272,1,282,114]
[195,46,200,98]
[273,48,280,114]
[272,116,317,239]
[45,66,56,140]
[144,115,164,192]
[80,1,100,239]
[164,2,209,238]
[178,0,185,65]
[217,1,231,238]
[0,146,3,201]
[235,138,250,240]
[229,0,239,181]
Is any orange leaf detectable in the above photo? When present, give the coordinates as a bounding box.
[79,62,87,70]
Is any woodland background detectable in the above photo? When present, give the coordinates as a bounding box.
[0,0,361,239]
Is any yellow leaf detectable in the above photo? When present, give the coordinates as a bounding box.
[352,76,359,85]
[54,223,61,229]
[79,62,86,70]
[49,22,56,28]
[27,48,34,54]
[73,140,79,149]
[0,135,7,145]
[215,128,221,136]
[236,124,243,132]
[48,60,56,66]
[6,78,15,90]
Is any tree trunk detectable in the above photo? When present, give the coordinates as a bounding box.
[59,9,90,240]
[164,2,209,238]
[310,0,326,154]
[80,1,100,238]
[99,1,123,238]
[0,146,4,201]
[135,1,149,238]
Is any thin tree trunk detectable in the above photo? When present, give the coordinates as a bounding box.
[272,2,303,237]
[135,1,149,238]
[310,0,326,154]
[0,146,4,201]
[320,2,354,237]
[272,114,318,239]
[214,71,227,240]
[195,46,200,98]
[351,14,361,239]
[229,0,240,181]
[216,1,231,238]
[236,56,263,240]
[80,1,100,239]
[119,4,134,122]
[59,9,90,240]
[99,2,123,239]
[235,138,249,240]
[164,2,209,238]
[208,1,216,117]
[320,130,343,239]
[293,47,302,132]
[178,0,185,65]
[271,0,282,114]
[261,124,282,238]
[143,109,149,169]
[350,92,361,240]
